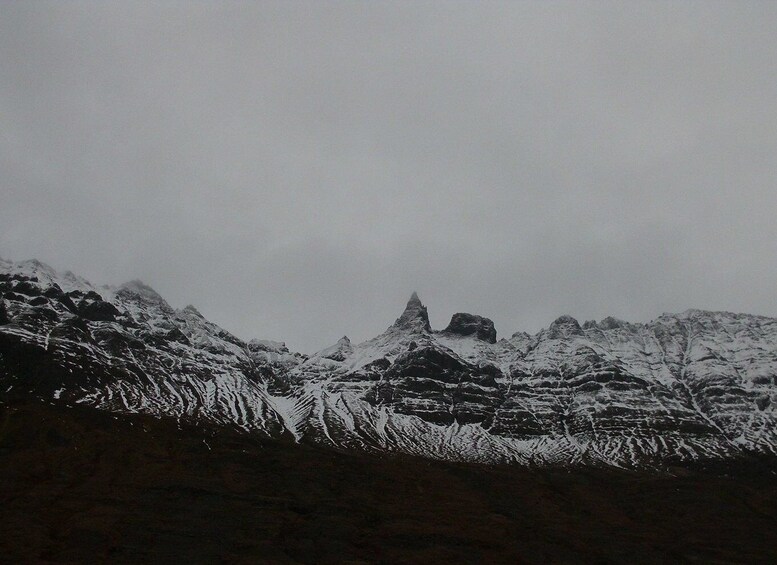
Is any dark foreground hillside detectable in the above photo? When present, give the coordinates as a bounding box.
[1,400,777,564]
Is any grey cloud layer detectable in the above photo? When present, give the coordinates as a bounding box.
[2,1,777,352]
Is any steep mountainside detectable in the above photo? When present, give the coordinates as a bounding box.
[2,258,776,468]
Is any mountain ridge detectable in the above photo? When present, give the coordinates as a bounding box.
[2,257,776,469]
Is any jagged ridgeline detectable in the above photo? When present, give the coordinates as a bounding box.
[1,257,776,469]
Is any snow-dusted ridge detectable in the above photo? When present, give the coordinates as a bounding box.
[2,257,777,469]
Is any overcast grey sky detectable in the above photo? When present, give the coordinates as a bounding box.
[2,1,777,352]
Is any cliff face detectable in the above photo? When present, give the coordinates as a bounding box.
[2,257,777,469]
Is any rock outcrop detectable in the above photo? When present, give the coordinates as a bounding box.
[443,312,497,343]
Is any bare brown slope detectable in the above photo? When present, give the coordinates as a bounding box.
[1,400,776,564]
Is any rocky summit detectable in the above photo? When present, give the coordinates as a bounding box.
[2,257,777,469]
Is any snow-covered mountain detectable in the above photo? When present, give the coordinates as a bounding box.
[2,258,776,469]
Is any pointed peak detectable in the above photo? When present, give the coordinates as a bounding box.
[393,292,431,333]
[182,304,203,318]
[20,258,53,271]
[547,315,583,338]
[15,259,58,282]
[117,279,171,310]
[120,279,157,294]
[317,335,354,362]
[598,316,627,330]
